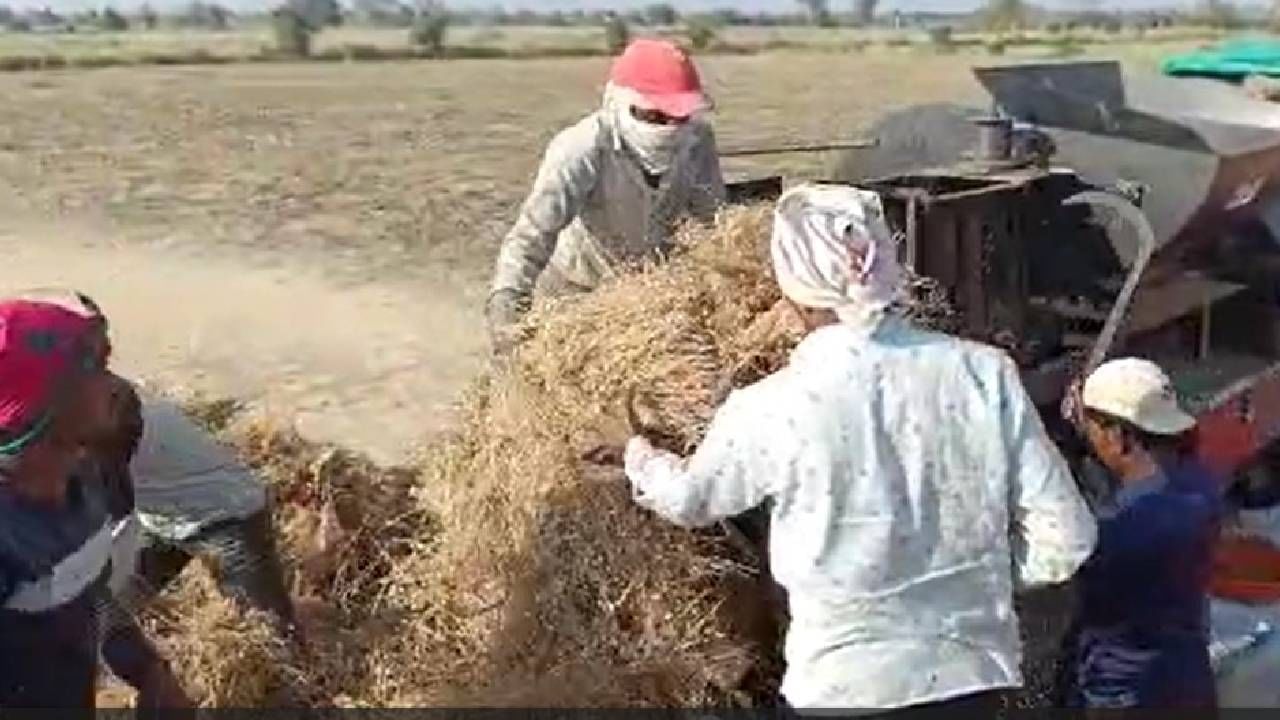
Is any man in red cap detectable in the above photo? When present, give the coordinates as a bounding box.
[487,37,726,355]
[0,293,190,711]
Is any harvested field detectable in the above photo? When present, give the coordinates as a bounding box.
[0,45,1196,287]
[0,51,992,285]
[0,50,995,459]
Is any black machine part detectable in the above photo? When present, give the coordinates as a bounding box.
[974,61,1280,271]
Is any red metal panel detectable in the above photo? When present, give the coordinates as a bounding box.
[1196,400,1259,479]
[1194,364,1280,477]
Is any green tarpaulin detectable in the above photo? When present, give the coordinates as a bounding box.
[1163,38,1280,80]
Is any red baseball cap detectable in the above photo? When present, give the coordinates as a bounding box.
[0,299,101,455]
[609,38,709,119]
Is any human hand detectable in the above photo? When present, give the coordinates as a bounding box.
[581,443,625,467]
[1061,377,1084,428]
[486,290,526,360]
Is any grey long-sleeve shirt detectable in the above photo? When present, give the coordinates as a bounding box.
[490,111,726,308]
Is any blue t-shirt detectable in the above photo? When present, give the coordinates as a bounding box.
[1067,460,1223,709]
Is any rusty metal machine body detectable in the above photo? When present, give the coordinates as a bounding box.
[733,61,1280,485]
[926,62,1280,485]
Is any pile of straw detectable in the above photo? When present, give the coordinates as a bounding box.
[142,411,426,707]
[150,204,962,707]
[138,185,1105,715]
[148,205,793,707]
[372,204,793,706]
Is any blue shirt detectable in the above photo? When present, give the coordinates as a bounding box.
[1067,460,1222,709]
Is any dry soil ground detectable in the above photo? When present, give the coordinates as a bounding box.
[0,47,1174,462]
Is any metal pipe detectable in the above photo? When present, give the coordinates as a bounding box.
[973,116,1013,162]
[1062,191,1158,375]
[720,140,878,158]
[904,192,920,270]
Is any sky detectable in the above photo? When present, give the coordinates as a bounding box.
[4,0,1213,17]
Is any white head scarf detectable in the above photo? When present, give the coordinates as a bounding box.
[603,81,695,176]
[770,184,904,328]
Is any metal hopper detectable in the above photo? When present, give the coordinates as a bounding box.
[974,61,1280,268]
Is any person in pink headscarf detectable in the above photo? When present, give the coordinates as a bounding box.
[616,184,1097,714]
[0,293,190,712]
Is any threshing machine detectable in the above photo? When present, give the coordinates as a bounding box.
[726,60,1280,707]
[737,60,1280,498]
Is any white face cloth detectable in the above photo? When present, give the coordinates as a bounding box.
[770,184,905,328]
[603,81,694,176]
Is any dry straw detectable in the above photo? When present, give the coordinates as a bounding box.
[147,203,954,707]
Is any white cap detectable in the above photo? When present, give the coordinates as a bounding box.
[1082,358,1196,436]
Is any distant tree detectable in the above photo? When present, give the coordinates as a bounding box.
[409,4,449,54]
[23,6,64,28]
[209,4,230,28]
[853,0,878,26]
[685,15,718,50]
[798,0,834,26]
[927,24,954,51]
[603,11,629,54]
[287,0,341,29]
[354,0,412,26]
[984,0,1026,30]
[712,8,745,25]
[477,5,504,25]
[101,6,129,30]
[271,5,311,55]
[645,3,679,26]
[0,4,28,31]
[1198,0,1240,28]
[180,2,231,30]
[138,3,158,29]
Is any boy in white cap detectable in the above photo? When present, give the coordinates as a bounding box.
[486,38,726,356]
[620,184,1098,714]
[1062,358,1222,710]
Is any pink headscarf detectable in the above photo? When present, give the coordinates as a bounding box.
[0,299,100,455]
